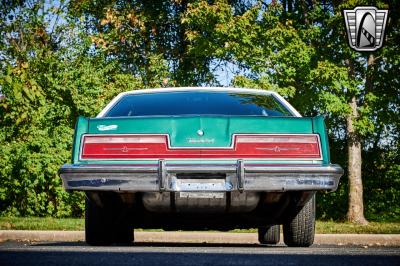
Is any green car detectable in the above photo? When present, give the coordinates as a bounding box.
[59,87,343,247]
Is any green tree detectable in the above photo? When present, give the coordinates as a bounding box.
[183,0,400,223]
[0,0,398,221]
[0,0,143,216]
[68,0,214,86]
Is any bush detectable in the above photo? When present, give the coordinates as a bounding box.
[0,50,144,217]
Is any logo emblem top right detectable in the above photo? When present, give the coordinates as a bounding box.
[343,6,388,52]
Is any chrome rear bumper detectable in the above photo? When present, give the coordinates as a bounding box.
[59,161,343,192]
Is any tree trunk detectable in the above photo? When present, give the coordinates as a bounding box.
[346,96,368,225]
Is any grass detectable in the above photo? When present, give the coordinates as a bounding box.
[1,217,399,234]
[231,221,400,234]
[317,221,400,234]
[0,217,84,231]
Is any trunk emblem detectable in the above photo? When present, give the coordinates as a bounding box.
[256,146,301,152]
[97,124,118,131]
[197,130,204,136]
[103,146,148,152]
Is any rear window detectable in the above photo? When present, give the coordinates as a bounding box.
[105,91,293,117]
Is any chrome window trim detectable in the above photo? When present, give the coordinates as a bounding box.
[96,87,302,118]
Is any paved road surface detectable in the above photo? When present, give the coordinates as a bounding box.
[0,241,399,266]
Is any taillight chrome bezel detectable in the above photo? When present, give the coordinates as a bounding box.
[79,134,323,161]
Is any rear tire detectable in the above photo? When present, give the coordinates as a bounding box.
[85,197,112,246]
[283,195,315,247]
[113,215,134,245]
[85,196,133,246]
[258,225,280,245]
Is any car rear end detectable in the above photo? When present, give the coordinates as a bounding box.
[59,88,343,246]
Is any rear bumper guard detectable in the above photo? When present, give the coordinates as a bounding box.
[59,161,343,192]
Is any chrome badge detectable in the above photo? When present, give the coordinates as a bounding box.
[197,129,204,136]
[97,124,118,131]
[187,138,214,144]
[343,6,388,52]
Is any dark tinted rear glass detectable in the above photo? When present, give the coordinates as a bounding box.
[105,91,293,117]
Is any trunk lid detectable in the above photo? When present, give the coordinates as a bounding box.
[87,116,314,148]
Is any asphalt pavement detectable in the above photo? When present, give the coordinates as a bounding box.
[2,230,400,246]
[0,240,399,266]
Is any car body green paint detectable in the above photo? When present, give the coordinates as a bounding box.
[71,115,330,164]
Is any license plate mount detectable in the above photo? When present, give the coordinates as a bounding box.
[179,192,225,199]
[175,178,227,191]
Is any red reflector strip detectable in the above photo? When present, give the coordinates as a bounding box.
[236,135,318,143]
[84,136,166,143]
[81,134,321,160]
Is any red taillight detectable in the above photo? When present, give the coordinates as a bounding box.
[81,135,169,159]
[235,135,321,159]
[81,134,321,160]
